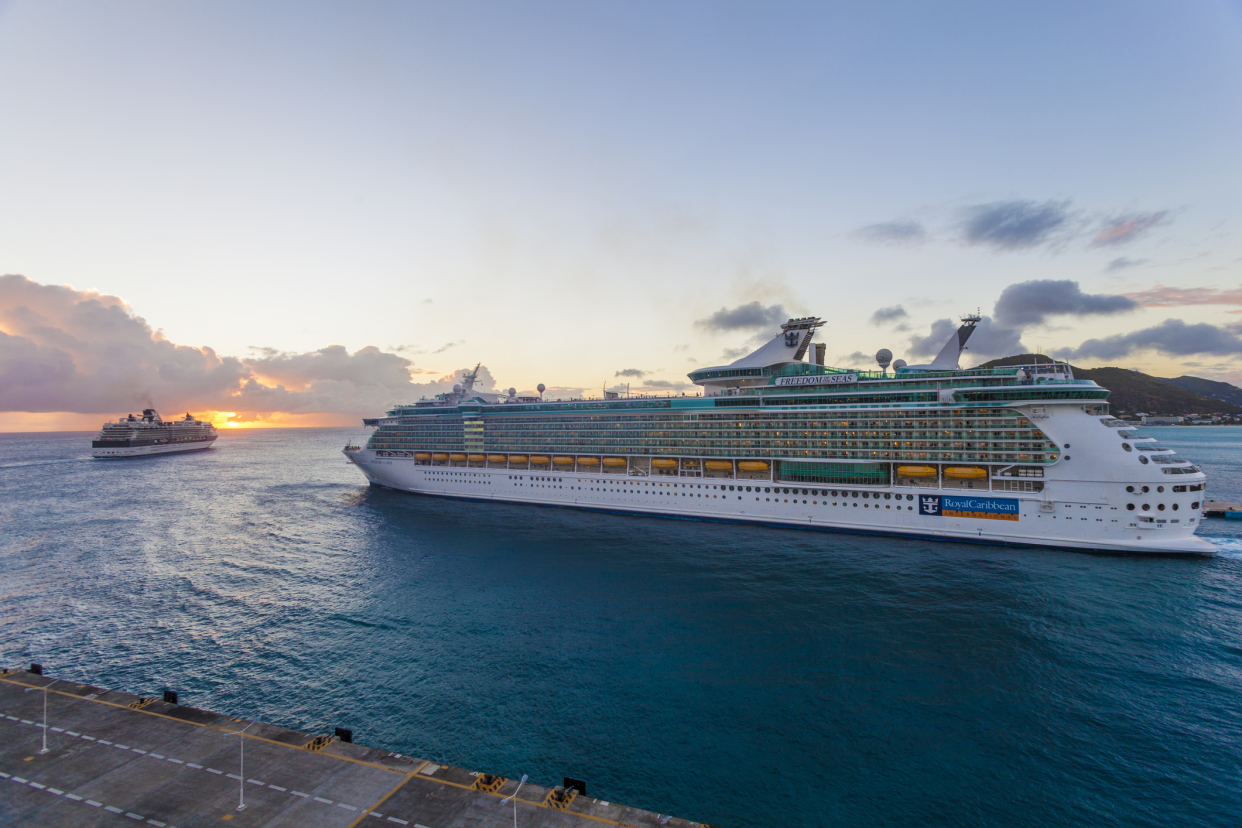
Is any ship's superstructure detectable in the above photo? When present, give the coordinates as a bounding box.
[91,409,218,459]
[344,317,1212,554]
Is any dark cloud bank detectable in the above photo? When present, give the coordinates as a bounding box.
[898,279,1242,364]
[0,275,492,422]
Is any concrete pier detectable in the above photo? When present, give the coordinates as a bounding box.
[0,669,704,828]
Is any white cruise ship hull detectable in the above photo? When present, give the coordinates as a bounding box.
[92,441,216,459]
[345,450,1215,555]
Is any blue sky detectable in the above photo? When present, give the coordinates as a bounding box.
[1,1,1240,427]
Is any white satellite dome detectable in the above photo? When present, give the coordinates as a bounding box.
[893,359,907,371]
[876,348,893,367]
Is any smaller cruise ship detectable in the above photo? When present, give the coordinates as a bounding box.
[91,409,218,459]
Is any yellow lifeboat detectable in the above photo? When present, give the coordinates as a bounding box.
[508,455,528,464]
[468,454,486,464]
[487,454,507,463]
[705,460,733,471]
[652,458,678,468]
[432,453,449,461]
[577,457,600,465]
[602,457,627,467]
[682,459,701,468]
[449,453,467,462]
[944,466,988,480]
[553,456,574,465]
[738,461,769,472]
[897,465,938,478]
[414,452,431,461]
[530,455,551,465]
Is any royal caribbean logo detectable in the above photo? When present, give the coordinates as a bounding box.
[920,494,1019,521]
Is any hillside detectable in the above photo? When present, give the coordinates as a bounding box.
[1160,375,1242,407]
[975,354,1241,417]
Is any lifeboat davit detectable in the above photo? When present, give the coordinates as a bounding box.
[577,457,600,465]
[897,465,937,478]
[737,461,769,472]
[705,460,733,471]
[602,457,627,467]
[944,466,988,479]
[652,458,678,468]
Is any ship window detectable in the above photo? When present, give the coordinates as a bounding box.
[1172,503,1179,510]
[1127,503,1135,511]
[1157,486,1164,492]
[1122,443,1132,451]
[1142,503,1150,511]
[1192,501,1200,509]
[852,491,859,498]
[1126,485,1134,492]
[1139,456,1149,464]
[1142,486,1149,493]
[1158,504,1165,511]
[765,487,771,493]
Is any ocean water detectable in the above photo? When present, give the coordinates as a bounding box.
[1,426,1241,827]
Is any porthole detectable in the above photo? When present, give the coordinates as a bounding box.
[1172,503,1179,511]
[1127,503,1135,511]
[1065,443,1071,448]
[1122,443,1132,451]
[831,490,839,497]
[1139,456,1149,464]
[1192,501,1200,509]
[852,491,859,498]
[1142,486,1149,493]
[1157,486,1164,493]
[765,487,771,493]
[1157,504,1165,511]
[1142,503,1150,511]
[862,492,869,499]
[884,493,891,500]
[906,494,914,501]
[1126,485,1134,493]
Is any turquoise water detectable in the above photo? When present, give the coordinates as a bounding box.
[1,426,1241,827]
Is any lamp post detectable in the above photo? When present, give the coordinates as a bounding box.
[225,721,257,810]
[499,774,528,828]
[39,680,56,754]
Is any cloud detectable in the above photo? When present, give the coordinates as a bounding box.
[1124,284,1242,308]
[1055,319,1242,361]
[1106,257,1147,271]
[1092,211,1169,247]
[905,316,1024,362]
[992,279,1136,328]
[0,274,491,421]
[869,305,909,326]
[908,318,959,358]
[960,200,1072,250]
[432,340,464,354]
[245,345,417,389]
[719,345,752,360]
[614,368,646,378]
[854,221,926,247]
[696,301,787,332]
[837,351,871,366]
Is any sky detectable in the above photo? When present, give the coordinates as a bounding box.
[2,1,1241,430]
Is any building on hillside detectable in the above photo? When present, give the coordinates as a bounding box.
[1142,415,1184,425]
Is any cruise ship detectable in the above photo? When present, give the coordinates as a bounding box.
[91,409,218,458]
[344,316,1213,554]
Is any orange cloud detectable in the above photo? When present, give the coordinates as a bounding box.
[1124,284,1242,308]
